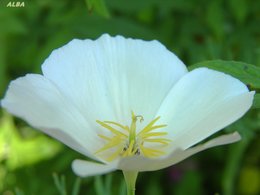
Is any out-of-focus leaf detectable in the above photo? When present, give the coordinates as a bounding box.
[174,171,203,195]
[222,139,250,195]
[238,166,260,194]
[94,176,106,195]
[72,178,81,195]
[253,94,260,109]
[228,0,248,24]
[0,113,62,170]
[108,0,195,13]
[118,178,127,195]
[145,177,163,195]
[104,174,112,195]
[0,37,7,97]
[0,9,27,35]
[72,16,156,40]
[223,112,259,195]
[108,0,156,13]
[53,173,67,195]
[14,188,24,195]
[85,0,110,18]
[189,60,260,89]
[206,0,224,39]
[137,7,154,24]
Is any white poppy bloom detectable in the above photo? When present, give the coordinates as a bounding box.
[1,34,255,178]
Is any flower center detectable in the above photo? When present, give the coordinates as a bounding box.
[95,111,171,161]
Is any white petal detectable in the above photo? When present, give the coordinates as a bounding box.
[156,68,254,149]
[118,132,241,171]
[72,159,117,177]
[41,34,188,127]
[1,74,102,160]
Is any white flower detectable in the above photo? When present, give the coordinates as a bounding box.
[1,34,254,178]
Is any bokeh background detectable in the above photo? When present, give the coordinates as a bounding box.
[0,0,259,194]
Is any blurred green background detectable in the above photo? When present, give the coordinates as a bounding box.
[0,0,259,194]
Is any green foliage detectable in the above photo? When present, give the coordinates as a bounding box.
[85,0,110,18]
[53,173,82,195]
[253,94,260,109]
[53,173,68,195]
[174,171,204,195]
[238,166,260,194]
[0,0,259,194]
[0,113,62,170]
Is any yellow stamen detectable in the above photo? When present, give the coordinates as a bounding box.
[141,132,168,138]
[144,138,172,145]
[95,135,123,154]
[139,144,166,157]
[96,120,127,137]
[107,147,124,161]
[95,112,171,161]
[103,121,129,132]
[98,134,111,141]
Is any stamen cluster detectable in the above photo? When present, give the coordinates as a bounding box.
[95,111,171,161]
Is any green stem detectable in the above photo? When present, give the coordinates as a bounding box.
[123,171,138,195]
[222,139,250,195]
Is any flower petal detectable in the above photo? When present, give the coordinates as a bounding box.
[41,34,188,127]
[1,74,102,160]
[156,68,254,149]
[118,132,241,171]
[72,159,117,177]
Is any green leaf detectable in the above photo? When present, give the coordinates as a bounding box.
[222,139,250,195]
[253,94,260,109]
[72,178,81,195]
[15,188,24,195]
[238,166,260,194]
[85,0,110,18]
[189,60,260,89]
[104,174,112,195]
[0,113,62,170]
[206,0,224,39]
[228,0,248,24]
[52,173,67,195]
[94,176,106,195]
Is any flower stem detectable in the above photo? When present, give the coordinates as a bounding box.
[123,171,138,195]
